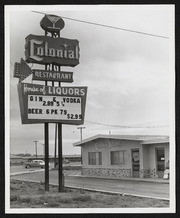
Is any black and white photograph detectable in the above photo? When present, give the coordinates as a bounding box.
[5,5,175,213]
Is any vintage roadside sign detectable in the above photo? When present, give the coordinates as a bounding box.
[14,14,86,193]
[18,82,87,125]
[32,69,73,83]
[25,34,80,66]
[40,15,65,33]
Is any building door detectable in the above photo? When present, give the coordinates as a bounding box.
[132,149,140,178]
[156,148,165,178]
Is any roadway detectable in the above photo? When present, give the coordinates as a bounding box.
[10,168,169,200]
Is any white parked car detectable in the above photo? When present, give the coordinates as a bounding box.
[24,160,50,168]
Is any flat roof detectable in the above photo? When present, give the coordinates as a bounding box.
[63,154,81,158]
[73,134,169,146]
[10,154,81,159]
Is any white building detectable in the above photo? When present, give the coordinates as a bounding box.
[74,134,169,179]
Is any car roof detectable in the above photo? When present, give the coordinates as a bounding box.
[33,160,43,161]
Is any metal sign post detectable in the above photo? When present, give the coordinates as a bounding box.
[44,122,49,191]
[58,63,63,192]
[58,122,63,192]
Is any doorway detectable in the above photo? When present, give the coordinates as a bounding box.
[132,149,140,178]
[156,148,165,178]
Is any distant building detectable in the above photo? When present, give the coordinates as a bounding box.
[10,154,81,164]
[63,154,81,162]
[10,154,24,165]
[74,134,169,179]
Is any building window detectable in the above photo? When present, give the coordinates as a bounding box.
[88,152,102,165]
[111,150,127,165]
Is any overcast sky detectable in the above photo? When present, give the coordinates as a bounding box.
[6,5,174,155]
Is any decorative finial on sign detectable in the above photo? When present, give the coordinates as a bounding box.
[40,14,65,33]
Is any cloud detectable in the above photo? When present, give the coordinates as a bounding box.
[8,6,173,155]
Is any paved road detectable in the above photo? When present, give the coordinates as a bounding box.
[10,163,81,175]
[11,170,169,200]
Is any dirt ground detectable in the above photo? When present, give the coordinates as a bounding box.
[10,179,169,208]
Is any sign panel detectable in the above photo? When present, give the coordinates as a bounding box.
[25,34,80,67]
[18,83,87,125]
[32,69,73,82]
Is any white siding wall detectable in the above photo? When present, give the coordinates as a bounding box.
[82,139,142,169]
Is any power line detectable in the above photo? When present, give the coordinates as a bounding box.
[9,62,169,130]
[32,10,169,39]
[85,120,169,128]
[9,14,169,130]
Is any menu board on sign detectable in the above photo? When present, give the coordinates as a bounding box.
[18,83,87,124]
[28,95,82,120]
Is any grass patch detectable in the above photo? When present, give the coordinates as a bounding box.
[10,194,20,202]
[10,179,169,208]
[72,194,91,202]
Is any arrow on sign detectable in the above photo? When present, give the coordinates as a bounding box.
[14,58,32,83]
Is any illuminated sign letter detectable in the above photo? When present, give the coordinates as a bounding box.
[30,39,43,61]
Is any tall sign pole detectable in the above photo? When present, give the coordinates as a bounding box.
[58,57,63,191]
[43,26,49,191]
[44,122,49,190]
[44,49,49,191]
[58,121,63,192]
[43,20,64,192]
[54,123,57,168]
[42,19,62,192]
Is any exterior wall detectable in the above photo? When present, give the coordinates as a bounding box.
[82,138,142,178]
[81,138,169,179]
[141,142,169,178]
[82,168,132,178]
[140,146,150,178]
[165,145,169,164]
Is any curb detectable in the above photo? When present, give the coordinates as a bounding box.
[65,185,170,201]
[10,169,45,176]
[66,174,169,184]
[11,170,169,184]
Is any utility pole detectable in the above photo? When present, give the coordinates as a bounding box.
[77,126,86,141]
[33,140,38,159]
[38,142,45,159]
[77,127,86,165]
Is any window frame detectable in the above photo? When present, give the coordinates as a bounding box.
[110,150,127,166]
[88,152,102,165]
